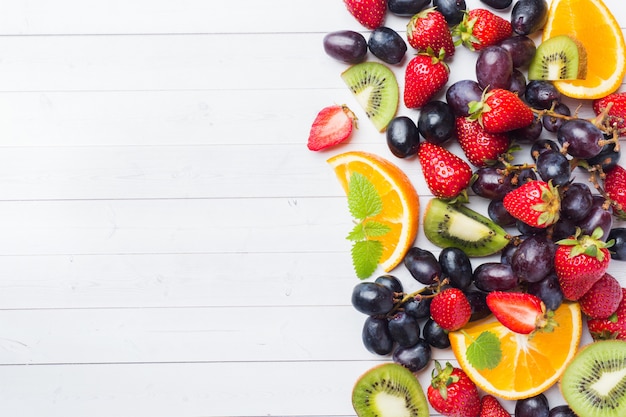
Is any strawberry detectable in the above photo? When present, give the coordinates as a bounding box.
[479,395,510,417]
[343,0,386,30]
[455,117,510,167]
[469,88,534,134]
[453,8,513,51]
[418,142,472,199]
[502,180,560,228]
[407,8,455,59]
[593,92,626,135]
[427,361,481,417]
[307,105,357,151]
[604,164,626,220]
[554,227,612,301]
[486,291,552,334]
[579,273,623,319]
[430,288,472,331]
[588,288,626,341]
[404,50,450,109]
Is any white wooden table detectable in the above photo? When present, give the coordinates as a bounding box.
[0,0,624,416]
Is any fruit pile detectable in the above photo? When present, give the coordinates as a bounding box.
[308,0,626,416]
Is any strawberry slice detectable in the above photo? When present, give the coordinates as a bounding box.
[307,105,357,151]
[486,291,552,334]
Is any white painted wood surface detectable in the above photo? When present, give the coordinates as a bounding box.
[0,0,624,416]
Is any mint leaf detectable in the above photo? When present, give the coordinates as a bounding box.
[346,223,366,242]
[363,221,391,238]
[348,172,383,220]
[466,331,502,370]
[351,240,383,279]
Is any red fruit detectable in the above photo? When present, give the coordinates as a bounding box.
[455,117,510,167]
[579,273,623,319]
[470,88,534,134]
[307,105,357,151]
[404,50,450,109]
[502,180,560,228]
[485,291,551,334]
[430,288,472,332]
[554,227,612,301]
[454,9,513,51]
[588,288,626,341]
[418,142,472,199]
[479,395,510,417]
[343,0,386,29]
[427,361,481,417]
[407,8,455,59]
[604,164,626,220]
[593,92,626,135]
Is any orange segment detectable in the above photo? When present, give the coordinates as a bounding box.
[542,0,626,99]
[449,301,582,400]
[327,151,419,272]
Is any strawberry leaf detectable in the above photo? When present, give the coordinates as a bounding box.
[351,240,383,279]
[348,172,383,220]
[466,331,502,370]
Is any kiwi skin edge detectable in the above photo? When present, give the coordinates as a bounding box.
[528,35,588,81]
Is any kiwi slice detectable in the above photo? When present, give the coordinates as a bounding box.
[528,35,588,81]
[423,198,510,257]
[341,62,399,132]
[561,340,626,417]
[352,363,429,417]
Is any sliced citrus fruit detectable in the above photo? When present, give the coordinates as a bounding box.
[541,0,626,99]
[449,301,582,400]
[327,151,419,273]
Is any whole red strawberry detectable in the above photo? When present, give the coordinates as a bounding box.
[427,361,481,417]
[455,117,510,167]
[554,227,612,301]
[407,8,455,59]
[486,291,552,334]
[479,395,510,417]
[343,0,386,29]
[404,50,450,109]
[469,88,534,134]
[604,164,626,220]
[593,92,626,135]
[453,9,512,51]
[307,104,357,151]
[502,180,560,228]
[418,142,472,199]
[588,288,626,341]
[430,288,472,331]
[579,273,623,319]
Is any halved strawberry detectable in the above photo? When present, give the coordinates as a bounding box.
[307,105,357,151]
[485,291,552,334]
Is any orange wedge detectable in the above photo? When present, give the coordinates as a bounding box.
[327,151,419,273]
[541,0,626,99]
[449,301,582,400]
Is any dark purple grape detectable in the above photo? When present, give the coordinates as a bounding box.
[465,290,491,321]
[388,311,421,347]
[392,338,432,372]
[473,262,518,292]
[499,35,537,68]
[525,80,561,109]
[530,138,559,161]
[516,219,547,236]
[471,167,514,200]
[476,45,513,90]
[388,0,431,16]
[404,247,442,285]
[550,216,577,242]
[438,247,473,290]
[608,228,626,260]
[480,0,512,9]
[508,114,542,143]
[511,234,556,283]
[403,292,433,319]
[557,119,604,158]
[423,318,451,349]
[515,166,538,185]
[578,197,613,241]
[323,30,368,64]
[418,100,455,145]
[561,182,593,222]
[362,316,394,355]
[351,282,395,315]
[527,272,564,311]
[387,116,420,158]
[488,199,517,227]
[511,0,549,35]
[586,140,621,172]
[509,68,527,96]
[375,274,404,294]
[535,149,571,186]
[432,0,467,25]
[446,79,484,116]
[541,102,571,133]
[548,405,577,417]
[501,237,523,264]
[515,394,550,417]
[368,26,407,65]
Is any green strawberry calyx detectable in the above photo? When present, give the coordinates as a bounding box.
[556,227,614,261]
[430,361,458,400]
[533,180,561,226]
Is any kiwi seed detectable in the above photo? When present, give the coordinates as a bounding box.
[528,35,588,81]
[352,362,429,417]
[341,62,399,132]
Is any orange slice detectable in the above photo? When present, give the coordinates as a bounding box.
[542,0,626,99]
[449,301,582,400]
[327,151,419,273]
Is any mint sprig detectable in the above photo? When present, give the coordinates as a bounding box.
[465,331,502,370]
[345,172,391,279]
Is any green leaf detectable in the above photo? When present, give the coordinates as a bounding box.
[351,240,383,279]
[346,223,366,242]
[466,331,502,370]
[348,172,383,220]
[363,221,391,238]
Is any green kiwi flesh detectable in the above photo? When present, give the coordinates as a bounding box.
[423,198,510,257]
[528,35,587,81]
[561,340,626,417]
[341,62,399,132]
[352,363,429,417]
